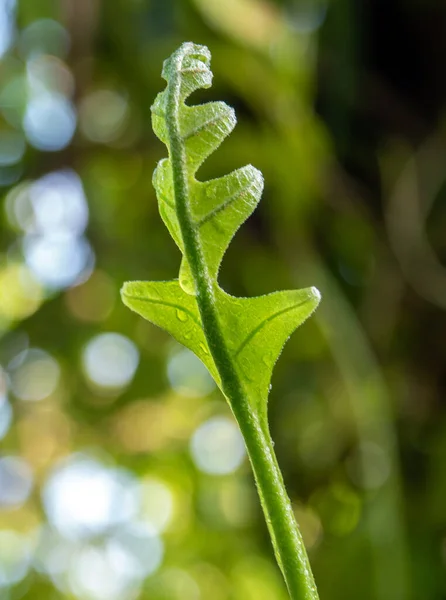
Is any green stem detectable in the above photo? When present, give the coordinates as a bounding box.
[165,48,319,600]
[235,404,319,600]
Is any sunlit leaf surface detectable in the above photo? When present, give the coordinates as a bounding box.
[122,42,320,421]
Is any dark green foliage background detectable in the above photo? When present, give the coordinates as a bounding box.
[1,1,446,599]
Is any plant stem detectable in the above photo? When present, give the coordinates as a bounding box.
[165,46,319,600]
[233,402,319,600]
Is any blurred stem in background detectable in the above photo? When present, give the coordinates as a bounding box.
[296,252,410,600]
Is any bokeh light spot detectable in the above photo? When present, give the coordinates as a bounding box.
[346,442,391,490]
[108,522,164,579]
[4,180,33,231]
[19,18,70,59]
[43,455,139,541]
[8,348,60,401]
[34,527,75,581]
[0,0,15,59]
[0,456,33,508]
[27,54,74,98]
[65,270,115,323]
[158,568,201,600]
[0,530,32,588]
[68,545,136,600]
[0,394,12,440]
[82,333,139,390]
[139,478,175,533]
[79,90,129,144]
[23,93,76,151]
[0,129,25,166]
[23,234,94,289]
[190,416,246,475]
[0,263,43,322]
[167,348,215,397]
[30,169,89,236]
[219,479,255,527]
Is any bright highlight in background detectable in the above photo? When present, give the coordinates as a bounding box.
[8,348,60,401]
[67,523,163,600]
[0,0,15,59]
[79,89,129,144]
[139,478,175,533]
[30,170,89,235]
[23,93,76,151]
[167,348,215,397]
[43,455,139,540]
[5,169,93,290]
[82,333,139,390]
[0,456,33,507]
[190,416,246,475]
[69,545,133,600]
[24,234,93,289]
[0,530,33,588]
[0,392,12,440]
[19,18,70,59]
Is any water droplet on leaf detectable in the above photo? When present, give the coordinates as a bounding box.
[176,309,188,322]
[179,260,197,295]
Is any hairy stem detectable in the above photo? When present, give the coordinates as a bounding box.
[165,47,319,600]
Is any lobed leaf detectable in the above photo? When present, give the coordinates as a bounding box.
[121,41,320,421]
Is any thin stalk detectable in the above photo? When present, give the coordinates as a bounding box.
[165,48,319,600]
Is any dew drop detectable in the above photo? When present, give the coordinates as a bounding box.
[176,309,188,322]
[179,261,197,296]
[199,343,209,355]
[179,273,196,295]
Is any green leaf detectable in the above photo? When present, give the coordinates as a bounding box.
[121,41,321,600]
[121,280,220,385]
[179,164,264,294]
[216,286,320,423]
[121,40,320,417]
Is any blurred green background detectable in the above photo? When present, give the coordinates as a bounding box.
[1,0,446,599]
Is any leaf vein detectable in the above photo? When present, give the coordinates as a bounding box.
[181,116,224,141]
[234,300,309,358]
[196,183,255,227]
[123,294,202,328]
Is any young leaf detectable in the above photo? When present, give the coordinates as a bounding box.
[121,42,321,600]
[122,41,320,413]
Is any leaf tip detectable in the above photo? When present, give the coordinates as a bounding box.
[161,41,212,85]
[310,286,321,305]
[120,281,131,304]
[121,281,144,310]
[245,164,264,195]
